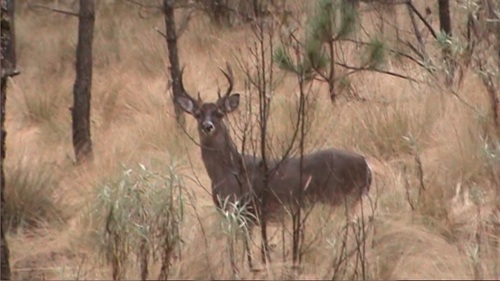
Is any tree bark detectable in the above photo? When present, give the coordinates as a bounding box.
[437,0,454,85]
[163,0,186,129]
[438,0,452,37]
[205,0,230,26]
[1,0,18,279]
[0,77,10,281]
[72,0,94,164]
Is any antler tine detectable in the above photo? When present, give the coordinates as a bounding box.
[179,66,186,93]
[179,66,198,102]
[179,66,190,97]
[197,92,203,104]
[216,80,222,100]
[219,62,234,97]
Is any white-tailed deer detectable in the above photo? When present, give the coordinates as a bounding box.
[175,66,372,269]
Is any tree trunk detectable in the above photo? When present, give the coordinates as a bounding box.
[72,0,94,164]
[1,0,18,279]
[328,39,336,102]
[163,0,186,129]
[437,0,454,85]
[208,0,230,26]
[438,0,452,36]
[0,77,11,281]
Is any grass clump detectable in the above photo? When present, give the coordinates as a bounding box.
[4,160,66,232]
[86,163,185,280]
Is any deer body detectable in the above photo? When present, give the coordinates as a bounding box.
[199,121,371,221]
[265,148,371,213]
[175,66,372,268]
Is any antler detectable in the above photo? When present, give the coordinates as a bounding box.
[179,66,188,95]
[179,66,201,103]
[197,92,203,104]
[219,62,234,98]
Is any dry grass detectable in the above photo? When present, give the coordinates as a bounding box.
[3,0,499,280]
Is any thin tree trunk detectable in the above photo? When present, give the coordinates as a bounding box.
[438,0,452,36]
[437,0,454,85]
[72,0,94,164]
[1,0,18,279]
[163,0,186,129]
[1,78,11,281]
[209,0,230,26]
[328,39,336,102]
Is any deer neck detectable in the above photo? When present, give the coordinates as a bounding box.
[199,123,244,182]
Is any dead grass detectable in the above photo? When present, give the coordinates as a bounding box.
[3,1,499,280]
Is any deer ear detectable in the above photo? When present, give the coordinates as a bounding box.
[175,95,197,114]
[222,93,240,113]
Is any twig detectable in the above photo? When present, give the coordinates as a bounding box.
[154,26,167,39]
[449,88,482,115]
[176,9,195,38]
[28,3,79,17]
[124,0,162,10]
[406,0,430,61]
[405,0,437,39]
[404,40,425,61]
[335,62,419,83]
[338,37,428,70]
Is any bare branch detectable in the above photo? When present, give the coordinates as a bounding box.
[177,8,196,38]
[28,3,79,17]
[361,0,437,39]
[406,0,430,60]
[338,37,429,70]
[405,0,437,39]
[124,0,162,10]
[154,26,167,39]
[404,40,425,61]
[448,87,481,114]
[155,11,193,42]
[335,62,419,83]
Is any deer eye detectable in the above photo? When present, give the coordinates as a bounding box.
[194,111,201,119]
[215,110,224,118]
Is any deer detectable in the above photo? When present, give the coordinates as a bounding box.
[174,65,372,270]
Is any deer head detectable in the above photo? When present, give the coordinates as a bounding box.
[175,65,240,137]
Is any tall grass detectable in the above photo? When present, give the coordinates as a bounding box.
[4,158,66,232]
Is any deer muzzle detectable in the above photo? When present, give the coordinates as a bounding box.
[201,121,215,134]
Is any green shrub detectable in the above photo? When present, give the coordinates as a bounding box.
[87,163,185,280]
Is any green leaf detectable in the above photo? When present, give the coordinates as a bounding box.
[337,0,358,38]
[305,35,328,70]
[273,46,297,73]
[307,0,357,42]
[308,0,335,43]
[363,37,386,68]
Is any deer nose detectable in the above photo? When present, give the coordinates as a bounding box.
[202,121,215,133]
